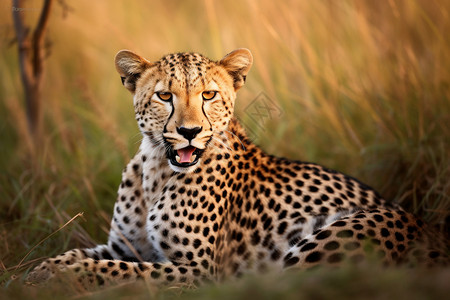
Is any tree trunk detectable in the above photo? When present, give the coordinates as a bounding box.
[12,0,53,147]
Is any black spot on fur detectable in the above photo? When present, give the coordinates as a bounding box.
[300,242,318,252]
[327,252,345,263]
[324,241,340,250]
[305,251,323,263]
[316,230,332,240]
[284,256,300,267]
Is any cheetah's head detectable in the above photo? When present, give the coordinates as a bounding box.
[115,49,252,172]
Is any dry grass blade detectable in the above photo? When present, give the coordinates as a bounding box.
[14,212,85,272]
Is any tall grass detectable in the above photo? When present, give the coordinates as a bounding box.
[0,0,449,297]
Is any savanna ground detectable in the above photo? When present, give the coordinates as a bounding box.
[0,0,449,299]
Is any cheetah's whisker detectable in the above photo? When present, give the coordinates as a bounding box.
[221,130,246,151]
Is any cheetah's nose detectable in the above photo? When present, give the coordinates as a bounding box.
[176,126,202,141]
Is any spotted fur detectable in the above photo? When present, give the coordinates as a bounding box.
[27,49,449,288]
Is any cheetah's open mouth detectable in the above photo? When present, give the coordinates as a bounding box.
[168,146,204,168]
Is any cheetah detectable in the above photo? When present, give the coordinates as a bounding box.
[27,49,448,288]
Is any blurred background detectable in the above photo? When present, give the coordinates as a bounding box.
[0,0,449,297]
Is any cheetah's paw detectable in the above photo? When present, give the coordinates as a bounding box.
[26,260,62,284]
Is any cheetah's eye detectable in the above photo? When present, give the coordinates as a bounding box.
[202,91,217,101]
[156,92,173,101]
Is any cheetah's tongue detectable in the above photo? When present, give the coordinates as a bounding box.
[177,146,196,163]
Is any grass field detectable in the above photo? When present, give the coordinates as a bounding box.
[1,0,449,298]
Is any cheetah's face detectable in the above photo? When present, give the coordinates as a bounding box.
[115,49,252,172]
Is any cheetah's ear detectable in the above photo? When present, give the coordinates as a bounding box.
[219,48,253,91]
[115,50,153,93]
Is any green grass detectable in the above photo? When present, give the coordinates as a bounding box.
[1,0,449,298]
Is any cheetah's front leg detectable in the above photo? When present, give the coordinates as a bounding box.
[27,153,156,284]
[27,255,210,288]
[26,245,114,283]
